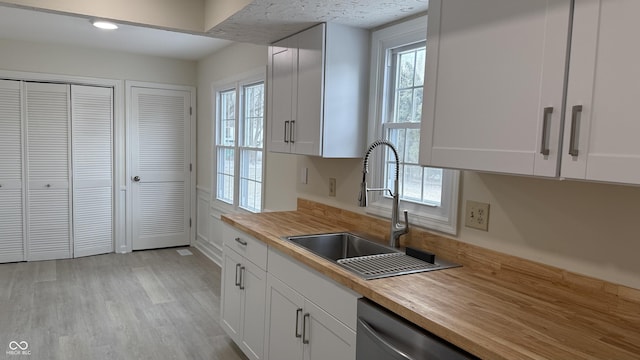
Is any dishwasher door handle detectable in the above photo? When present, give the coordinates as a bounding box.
[358,318,415,360]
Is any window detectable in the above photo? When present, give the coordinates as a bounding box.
[368,15,459,234]
[214,72,265,213]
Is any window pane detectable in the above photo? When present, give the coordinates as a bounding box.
[243,83,264,148]
[395,89,413,123]
[402,165,423,202]
[414,48,426,86]
[411,87,423,123]
[423,168,443,206]
[219,90,236,146]
[398,51,416,89]
[405,128,420,164]
[240,149,263,212]
[216,147,234,204]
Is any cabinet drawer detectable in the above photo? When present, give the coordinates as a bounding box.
[223,224,267,270]
[268,248,360,330]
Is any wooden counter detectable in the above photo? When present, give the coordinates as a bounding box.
[221,200,640,360]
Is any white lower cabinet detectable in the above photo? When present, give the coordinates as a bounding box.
[220,243,267,360]
[265,274,356,360]
[220,226,359,360]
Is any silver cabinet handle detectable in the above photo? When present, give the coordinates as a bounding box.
[358,318,418,360]
[302,313,310,344]
[290,120,295,144]
[540,107,553,156]
[235,237,247,246]
[284,121,290,143]
[235,264,241,287]
[239,266,246,290]
[295,308,303,338]
[569,105,583,157]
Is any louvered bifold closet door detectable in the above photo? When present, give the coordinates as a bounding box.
[0,80,25,263]
[131,87,191,250]
[25,82,72,261]
[72,85,114,257]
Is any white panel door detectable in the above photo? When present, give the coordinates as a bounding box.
[303,300,356,360]
[25,82,72,261]
[265,274,304,360]
[0,80,25,263]
[269,38,296,153]
[131,87,191,250]
[561,0,640,184]
[294,23,324,157]
[419,0,571,176]
[72,85,114,257]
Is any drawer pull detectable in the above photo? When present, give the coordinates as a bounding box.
[239,266,246,290]
[295,308,303,338]
[302,313,310,344]
[235,263,241,287]
[540,106,553,156]
[235,237,248,246]
[284,121,290,143]
[569,105,582,157]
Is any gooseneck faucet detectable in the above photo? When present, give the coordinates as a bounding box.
[358,140,409,248]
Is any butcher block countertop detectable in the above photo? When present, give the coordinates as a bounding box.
[221,199,640,360]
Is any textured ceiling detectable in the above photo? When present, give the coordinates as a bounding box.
[208,0,429,44]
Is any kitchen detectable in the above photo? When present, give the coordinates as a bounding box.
[0,0,639,359]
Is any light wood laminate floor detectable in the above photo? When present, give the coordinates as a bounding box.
[0,248,248,360]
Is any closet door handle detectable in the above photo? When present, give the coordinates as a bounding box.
[290,121,295,144]
[569,105,582,157]
[540,107,553,156]
[284,121,290,143]
[133,176,141,182]
[295,308,303,338]
[46,184,51,188]
[235,264,241,287]
[239,266,245,290]
[302,313,310,344]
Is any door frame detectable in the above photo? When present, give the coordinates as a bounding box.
[125,81,196,253]
[0,69,124,257]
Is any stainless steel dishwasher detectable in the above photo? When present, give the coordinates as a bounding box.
[357,298,479,360]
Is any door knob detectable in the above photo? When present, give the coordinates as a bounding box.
[133,176,141,182]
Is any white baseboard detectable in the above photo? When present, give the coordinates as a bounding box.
[195,238,222,267]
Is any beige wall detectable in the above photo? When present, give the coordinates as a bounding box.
[2,0,204,33]
[296,156,640,290]
[196,42,297,211]
[0,38,197,84]
[204,0,252,31]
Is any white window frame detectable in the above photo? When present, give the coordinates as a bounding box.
[367,15,459,235]
[211,68,266,214]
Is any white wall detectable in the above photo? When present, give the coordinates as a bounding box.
[0,38,197,84]
[296,155,640,289]
[195,42,298,265]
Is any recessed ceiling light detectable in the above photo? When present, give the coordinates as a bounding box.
[92,20,118,30]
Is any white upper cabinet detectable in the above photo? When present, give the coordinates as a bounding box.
[560,0,640,184]
[268,23,370,158]
[419,0,571,177]
[421,0,640,186]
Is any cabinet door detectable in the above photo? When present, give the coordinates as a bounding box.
[293,24,324,156]
[0,80,24,263]
[240,260,267,360]
[269,38,296,153]
[419,0,571,176]
[221,246,243,343]
[303,300,356,360]
[25,82,72,261]
[561,0,640,184]
[265,274,304,360]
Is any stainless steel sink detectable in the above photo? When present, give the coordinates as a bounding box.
[284,232,460,280]
[285,233,397,262]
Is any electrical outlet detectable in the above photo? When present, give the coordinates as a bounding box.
[329,178,336,197]
[465,200,490,231]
